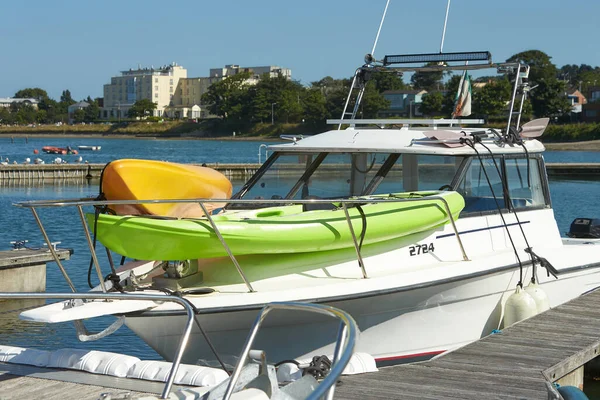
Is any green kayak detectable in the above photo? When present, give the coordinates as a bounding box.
[87,191,464,261]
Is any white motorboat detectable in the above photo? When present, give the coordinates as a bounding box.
[77,145,101,151]
[16,23,600,371]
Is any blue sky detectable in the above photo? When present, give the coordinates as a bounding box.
[2,0,598,101]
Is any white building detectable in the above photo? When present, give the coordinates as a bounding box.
[102,62,187,119]
[209,65,292,84]
[0,98,39,109]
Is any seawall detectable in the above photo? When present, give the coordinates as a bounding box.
[0,162,599,184]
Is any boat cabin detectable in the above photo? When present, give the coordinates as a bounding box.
[230,122,550,218]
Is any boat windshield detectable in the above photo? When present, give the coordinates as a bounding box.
[231,152,465,207]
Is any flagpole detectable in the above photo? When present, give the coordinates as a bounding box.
[439,0,451,53]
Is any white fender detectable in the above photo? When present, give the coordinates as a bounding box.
[503,285,538,327]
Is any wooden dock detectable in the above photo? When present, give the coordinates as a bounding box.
[1,163,600,184]
[335,288,600,399]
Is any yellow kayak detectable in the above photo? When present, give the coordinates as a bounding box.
[101,159,232,218]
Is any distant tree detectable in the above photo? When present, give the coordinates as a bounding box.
[14,88,48,100]
[0,107,13,124]
[419,92,444,116]
[14,104,36,124]
[370,71,406,92]
[472,78,512,118]
[83,96,100,122]
[279,88,303,123]
[507,50,557,83]
[507,50,570,118]
[72,109,86,124]
[529,79,571,118]
[60,90,75,105]
[301,88,327,126]
[128,99,157,118]
[411,63,446,91]
[359,84,390,118]
[202,72,252,120]
[248,86,271,123]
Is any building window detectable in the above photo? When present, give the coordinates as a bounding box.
[170,87,173,93]
[155,93,159,98]
[586,110,598,117]
[170,79,173,85]
[155,78,158,83]
[155,86,159,91]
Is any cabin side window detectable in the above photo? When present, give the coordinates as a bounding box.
[505,158,546,209]
[457,156,547,215]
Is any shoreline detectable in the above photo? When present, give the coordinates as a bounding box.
[2,132,600,149]
[0,132,280,142]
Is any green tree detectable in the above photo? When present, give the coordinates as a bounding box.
[60,90,75,105]
[411,63,445,91]
[419,92,444,116]
[358,84,390,118]
[248,86,271,123]
[472,78,512,118]
[201,72,252,120]
[72,109,86,124]
[83,97,100,123]
[301,88,327,126]
[370,71,406,92]
[507,50,570,118]
[14,88,48,100]
[507,50,557,83]
[128,99,157,118]
[529,79,571,118]
[0,107,13,124]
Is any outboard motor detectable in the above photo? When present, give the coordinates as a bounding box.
[567,218,600,239]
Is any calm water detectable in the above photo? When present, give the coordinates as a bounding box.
[0,138,599,380]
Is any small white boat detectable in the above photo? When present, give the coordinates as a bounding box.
[77,145,101,151]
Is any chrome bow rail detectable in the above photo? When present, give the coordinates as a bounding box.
[0,293,357,400]
[15,194,469,293]
[223,301,358,400]
[0,291,193,399]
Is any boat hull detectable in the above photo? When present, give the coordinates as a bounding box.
[123,264,600,366]
[88,191,464,260]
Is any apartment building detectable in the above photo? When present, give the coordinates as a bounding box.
[102,62,187,118]
[101,63,291,120]
[167,77,221,119]
[165,65,292,119]
[209,65,291,83]
[0,98,39,109]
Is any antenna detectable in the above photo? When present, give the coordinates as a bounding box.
[369,0,391,60]
[439,0,451,53]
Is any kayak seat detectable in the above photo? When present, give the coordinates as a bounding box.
[302,196,338,212]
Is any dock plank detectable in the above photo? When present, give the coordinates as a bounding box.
[336,288,600,399]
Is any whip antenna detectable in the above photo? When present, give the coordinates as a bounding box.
[370,0,391,58]
[439,0,451,53]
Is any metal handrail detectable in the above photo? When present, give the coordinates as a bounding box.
[223,301,358,400]
[14,194,469,292]
[0,291,195,399]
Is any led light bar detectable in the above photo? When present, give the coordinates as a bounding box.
[383,51,491,66]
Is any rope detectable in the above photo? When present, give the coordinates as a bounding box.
[461,136,525,287]
[302,355,332,380]
[159,288,231,375]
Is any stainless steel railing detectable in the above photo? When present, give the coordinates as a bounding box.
[15,194,469,293]
[223,301,358,400]
[0,291,194,399]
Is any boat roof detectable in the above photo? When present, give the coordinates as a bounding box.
[269,127,545,156]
